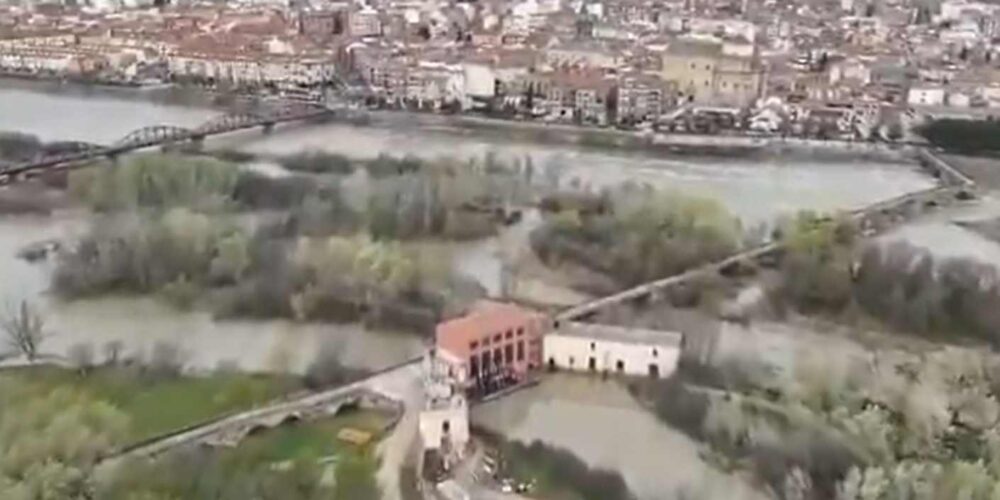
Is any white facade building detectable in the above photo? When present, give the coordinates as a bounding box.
[166,52,334,88]
[350,7,381,37]
[544,322,683,378]
[462,63,496,102]
[908,86,946,106]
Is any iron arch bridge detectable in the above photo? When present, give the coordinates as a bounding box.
[0,102,331,186]
[43,141,104,155]
[115,125,194,149]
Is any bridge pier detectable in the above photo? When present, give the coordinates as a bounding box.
[188,135,205,152]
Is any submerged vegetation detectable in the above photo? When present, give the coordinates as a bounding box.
[50,152,564,330]
[69,154,241,212]
[51,208,468,329]
[767,211,1000,347]
[652,340,1000,500]
[630,209,1000,499]
[531,189,741,286]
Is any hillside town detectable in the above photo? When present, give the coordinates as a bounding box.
[3,0,1000,138]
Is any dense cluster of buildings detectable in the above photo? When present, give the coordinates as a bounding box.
[4,0,1000,133]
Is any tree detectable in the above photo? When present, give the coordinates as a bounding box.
[332,454,382,500]
[210,232,251,285]
[0,381,130,499]
[1,300,47,361]
[103,340,124,365]
[532,190,741,286]
[775,212,855,312]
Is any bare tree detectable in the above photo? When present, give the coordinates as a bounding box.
[103,340,123,365]
[1,300,47,361]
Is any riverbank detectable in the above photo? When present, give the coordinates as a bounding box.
[352,109,916,164]
[0,77,916,164]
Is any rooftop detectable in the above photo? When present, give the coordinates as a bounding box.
[556,322,683,347]
[666,38,723,58]
[435,300,542,342]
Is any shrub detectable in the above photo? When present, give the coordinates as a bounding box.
[531,190,741,286]
[69,154,240,212]
[277,151,354,174]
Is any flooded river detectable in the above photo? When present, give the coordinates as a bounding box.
[0,81,936,226]
[0,83,217,144]
[0,82,944,498]
[472,374,767,500]
[0,213,425,374]
[212,113,936,225]
[0,83,940,371]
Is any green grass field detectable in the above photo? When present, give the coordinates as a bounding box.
[0,365,299,443]
[228,408,392,464]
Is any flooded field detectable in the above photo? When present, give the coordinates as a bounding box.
[0,212,425,373]
[876,193,1000,267]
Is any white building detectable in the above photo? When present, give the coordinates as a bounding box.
[350,7,381,37]
[544,322,683,378]
[462,62,496,104]
[907,86,946,106]
[166,52,335,88]
[948,90,974,108]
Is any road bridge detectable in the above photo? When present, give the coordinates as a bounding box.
[0,102,332,186]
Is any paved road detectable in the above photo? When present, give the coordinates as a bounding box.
[373,361,425,500]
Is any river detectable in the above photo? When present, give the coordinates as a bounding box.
[0,82,943,496]
[0,79,943,368]
[0,81,936,226]
[472,374,767,500]
[210,112,936,226]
